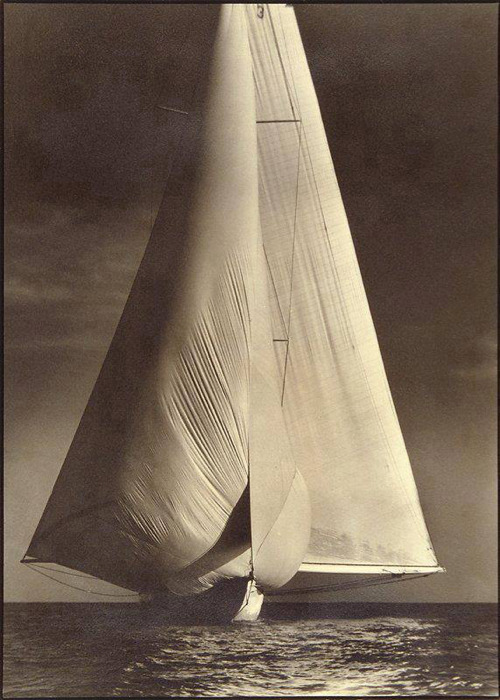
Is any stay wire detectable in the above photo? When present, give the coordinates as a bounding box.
[266,573,429,597]
[24,564,96,580]
[25,564,140,598]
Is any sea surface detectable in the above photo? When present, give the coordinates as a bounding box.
[3,603,498,697]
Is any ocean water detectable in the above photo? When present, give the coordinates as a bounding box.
[3,603,497,697]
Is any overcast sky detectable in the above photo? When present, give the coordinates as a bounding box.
[4,3,497,603]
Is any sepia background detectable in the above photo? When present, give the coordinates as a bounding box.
[4,3,497,603]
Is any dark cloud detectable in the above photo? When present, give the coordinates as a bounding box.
[4,4,497,602]
[5,4,213,213]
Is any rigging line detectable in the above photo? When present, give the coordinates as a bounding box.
[150,164,153,231]
[261,2,303,406]
[143,3,215,240]
[147,0,209,235]
[268,575,390,596]
[24,564,97,580]
[286,121,302,338]
[246,100,256,577]
[280,121,302,407]
[153,5,208,116]
[157,106,189,115]
[262,244,288,338]
[266,573,429,597]
[25,564,139,598]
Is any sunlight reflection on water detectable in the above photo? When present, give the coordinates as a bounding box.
[4,604,498,697]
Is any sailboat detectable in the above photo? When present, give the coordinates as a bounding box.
[22,3,443,623]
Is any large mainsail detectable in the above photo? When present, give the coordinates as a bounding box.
[246,3,440,589]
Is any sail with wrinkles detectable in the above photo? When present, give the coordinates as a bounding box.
[246,3,441,586]
[25,5,267,596]
[24,3,442,603]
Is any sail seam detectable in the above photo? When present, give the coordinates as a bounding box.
[262,243,288,338]
[27,500,118,550]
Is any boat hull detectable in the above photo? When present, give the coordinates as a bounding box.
[233,578,264,622]
[140,577,254,625]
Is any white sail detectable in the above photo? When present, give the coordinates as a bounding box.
[25,4,311,598]
[246,3,439,576]
[24,4,442,604]
[26,5,259,596]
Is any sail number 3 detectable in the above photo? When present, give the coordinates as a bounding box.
[257,5,265,19]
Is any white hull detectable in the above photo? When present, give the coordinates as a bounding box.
[232,578,264,622]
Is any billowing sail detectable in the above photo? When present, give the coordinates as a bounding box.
[25,3,310,598]
[246,3,440,580]
[25,3,441,602]
[25,5,260,596]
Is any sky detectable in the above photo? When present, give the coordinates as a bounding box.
[4,3,497,603]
